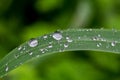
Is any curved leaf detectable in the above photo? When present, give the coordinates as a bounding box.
[0,29,120,78]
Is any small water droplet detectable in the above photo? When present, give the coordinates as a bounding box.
[14,54,19,59]
[23,46,26,50]
[29,52,33,55]
[97,34,101,37]
[40,48,45,53]
[96,43,102,47]
[78,37,81,39]
[36,55,40,58]
[48,44,53,48]
[92,36,98,41]
[18,46,22,50]
[5,66,9,72]
[28,38,38,47]
[42,51,45,53]
[66,36,73,42]
[111,41,116,46]
[43,35,48,39]
[52,31,62,40]
[64,43,68,48]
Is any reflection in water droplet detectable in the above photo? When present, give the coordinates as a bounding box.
[52,32,62,40]
[28,38,38,47]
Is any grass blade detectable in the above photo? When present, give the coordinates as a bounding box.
[0,29,120,78]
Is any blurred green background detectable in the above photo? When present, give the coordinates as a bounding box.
[0,0,120,80]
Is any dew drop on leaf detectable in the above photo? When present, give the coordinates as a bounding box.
[5,66,9,72]
[43,35,48,39]
[78,37,81,39]
[29,52,33,55]
[14,54,19,59]
[28,38,38,47]
[18,46,22,50]
[96,43,102,47]
[64,43,68,48]
[66,37,73,42]
[36,55,40,58]
[48,44,53,48]
[67,39,73,42]
[52,31,62,40]
[111,41,116,46]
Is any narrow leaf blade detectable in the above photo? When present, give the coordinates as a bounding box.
[0,29,120,78]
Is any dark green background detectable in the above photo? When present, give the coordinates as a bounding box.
[0,0,120,80]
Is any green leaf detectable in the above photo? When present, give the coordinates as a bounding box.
[0,29,120,78]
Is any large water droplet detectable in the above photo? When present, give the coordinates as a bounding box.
[52,31,62,40]
[28,38,38,47]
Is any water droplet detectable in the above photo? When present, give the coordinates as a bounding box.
[36,55,40,58]
[96,43,102,47]
[42,51,45,53]
[67,39,73,42]
[66,36,73,42]
[40,48,45,53]
[23,46,26,50]
[18,46,22,50]
[43,35,48,39]
[111,41,116,46]
[29,52,33,55]
[14,54,19,59]
[98,34,101,37]
[92,36,98,41]
[78,37,81,39]
[48,44,53,48]
[52,31,62,40]
[5,66,9,72]
[28,38,38,47]
[64,43,68,48]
